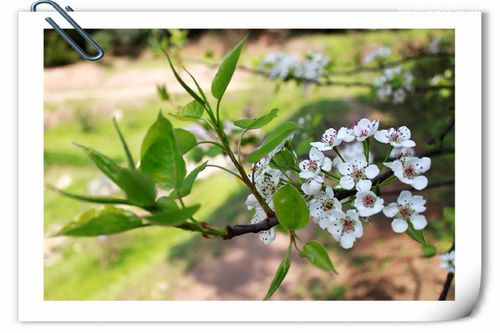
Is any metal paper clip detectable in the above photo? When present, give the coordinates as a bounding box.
[30,0,105,61]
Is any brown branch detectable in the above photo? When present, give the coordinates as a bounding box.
[439,243,456,300]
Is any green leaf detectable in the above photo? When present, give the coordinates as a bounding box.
[156,196,178,210]
[173,161,208,199]
[164,51,205,106]
[117,169,157,206]
[271,150,296,171]
[46,184,131,206]
[112,118,135,170]
[174,128,197,155]
[272,184,310,231]
[140,112,186,190]
[170,100,204,121]
[145,205,201,226]
[298,241,337,273]
[74,144,156,206]
[156,84,170,101]
[234,108,279,130]
[211,35,247,100]
[405,223,427,246]
[55,206,144,237]
[247,121,297,163]
[422,244,437,258]
[443,207,455,224]
[264,242,292,300]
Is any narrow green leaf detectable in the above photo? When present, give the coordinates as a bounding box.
[211,35,247,100]
[247,121,298,163]
[140,112,186,190]
[156,84,170,101]
[112,118,135,170]
[74,144,156,206]
[55,206,145,237]
[272,184,310,231]
[170,100,204,121]
[264,242,292,300]
[234,108,279,130]
[298,241,337,273]
[173,161,208,199]
[146,205,201,226]
[174,128,197,155]
[405,223,427,245]
[46,184,131,206]
[163,51,205,106]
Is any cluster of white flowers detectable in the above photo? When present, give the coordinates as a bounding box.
[374,66,414,104]
[440,250,455,273]
[258,51,330,82]
[245,133,295,245]
[297,118,431,249]
[362,47,391,65]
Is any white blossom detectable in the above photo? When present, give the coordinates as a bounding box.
[354,180,384,217]
[440,250,455,273]
[298,51,330,82]
[299,147,332,179]
[251,210,276,245]
[308,187,342,229]
[374,66,414,104]
[300,174,324,195]
[337,154,379,190]
[383,190,427,233]
[326,209,364,249]
[353,118,379,141]
[258,52,300,79]
[384,156,431,190]
[390,146,415,159]
[310,127,353,151]
[362,47,391,65]
[374,126,416,148]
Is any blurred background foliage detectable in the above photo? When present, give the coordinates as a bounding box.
[44,29,454,300]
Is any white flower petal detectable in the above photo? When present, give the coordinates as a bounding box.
[310,142,331,151]
[258,228,276,245]
[356,179,372,192]
[374,130,389,143]
[397,190,413,205]
[321,157,333,172]
[354,221,364,238]
[411,176,428,190]
[400,139,416,148]
[398,126,411,140]
[337,162,352,176]
[339,176,355,190]
[340,232,355,249]
[327,222,342,240]
[383,203,399,218]
[309,147,324,162]
[325,186,334,199]
[365,164,380,179]
[391,219,408,233]
[410,195,427,213]
[410,214,427,230]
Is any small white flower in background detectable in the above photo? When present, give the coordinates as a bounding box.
[429,36,442,55]
[390,146,415,159]
[87,176,119,196]
[353,118,379,141]
[404,72,414,91]
[299,147,332,179]
[298,51,330,82]
[337,154,380,191]
[374,126,416,148]
[440,250,455,273]
[326,209,364,249]
[383,190,427,233]
[362,47,391,65]
[354,181,384,217]
[393,88,406,104]
[308,187,342,229]
[55,173,73,189]
[301,174,324,195]
[333,142,373,167]
[258,52,300,80]
[384,156,431,190]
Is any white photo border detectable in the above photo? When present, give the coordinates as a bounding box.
[18,11,482,321]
